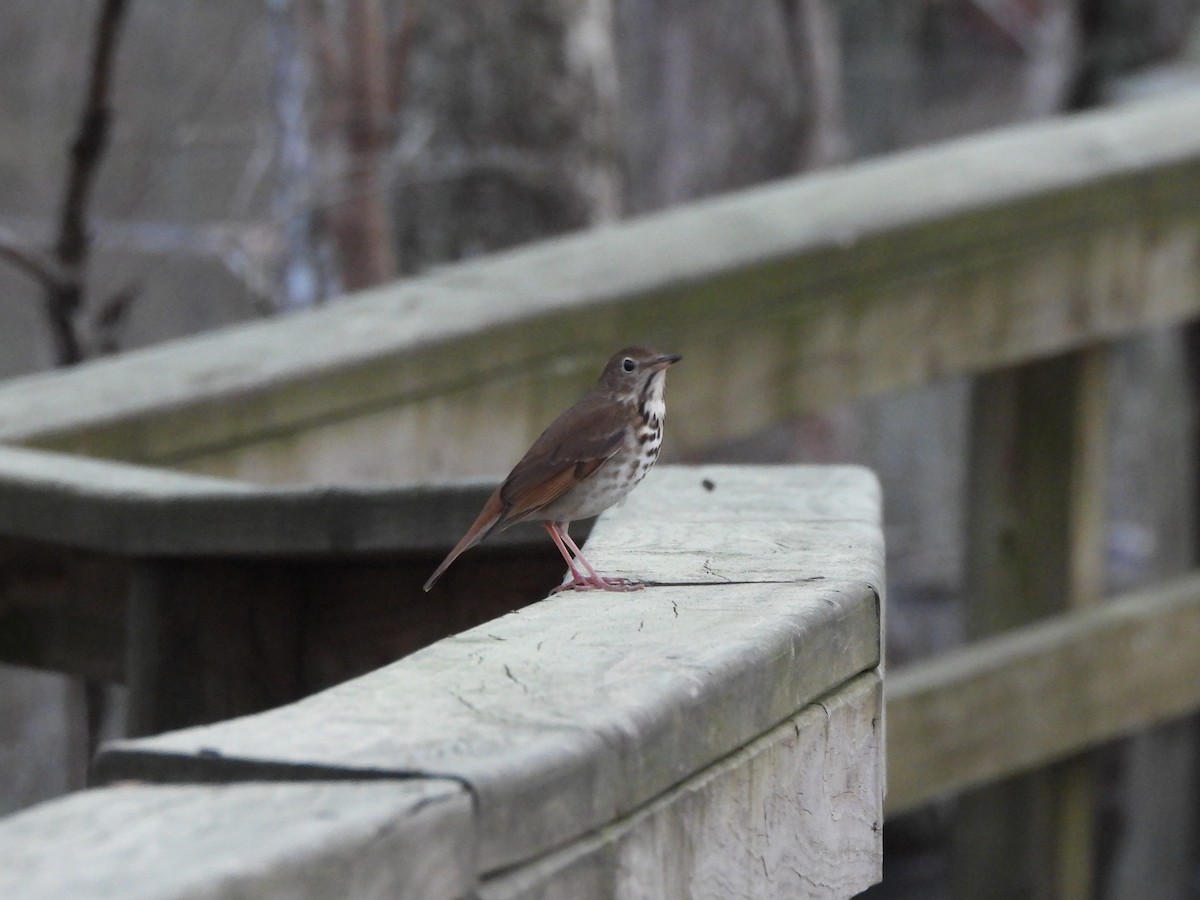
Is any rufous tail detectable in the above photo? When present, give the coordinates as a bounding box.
[423,489,505,591]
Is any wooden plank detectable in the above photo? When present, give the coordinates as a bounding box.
[1066,346,1110,609]
[478,672,883,900]
[121,548,568,734]
[955,349,1109,899]
[102,584,878,873]
[965,356,1079,633]
[0,607,124,682]
[124,560,306,736]
[580,464,884,588]
[0,446,570,687]
[0,445,545,556]
[1,459,877,728]
[0,93,1192,481]
[296,547,572,691]
[1052,345,1111,900]
[0,467,573,685]
[1106,329,1200,900]
[0,536,127,680]
[886,572,1200,815]
[0,779,473,900]
[94,466,883,876]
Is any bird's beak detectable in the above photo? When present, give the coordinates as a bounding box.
[649,353,682,372]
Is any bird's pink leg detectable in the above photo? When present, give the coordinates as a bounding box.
[542,522,592,591]
[553,523,644,592]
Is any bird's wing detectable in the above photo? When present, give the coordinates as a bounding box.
[423,394,625,591]
[497,394,627,524]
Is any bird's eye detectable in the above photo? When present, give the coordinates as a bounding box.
[622,357,636,373]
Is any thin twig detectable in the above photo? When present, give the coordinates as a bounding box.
[56,0,129,271]
[45,0,131,365]
[0,226,69,291]
[91,280,141,356]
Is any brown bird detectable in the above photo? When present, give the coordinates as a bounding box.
[424,346,682,593]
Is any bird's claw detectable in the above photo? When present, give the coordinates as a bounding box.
[550,576,645,594]
[598,577,644,592]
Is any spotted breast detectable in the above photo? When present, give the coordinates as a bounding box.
[539,364,667,522]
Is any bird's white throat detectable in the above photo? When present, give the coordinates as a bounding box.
[642,372,666,421]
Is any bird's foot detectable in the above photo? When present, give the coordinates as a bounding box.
[550,577,591,594]
[596,576,644,592]
[551,575,644,594]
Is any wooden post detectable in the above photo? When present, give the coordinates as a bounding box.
[1105,329,1200,898]
[124,560,306,737]
[955,346,1109,899]
[122,549,568,738]
[1053,345,1109,900]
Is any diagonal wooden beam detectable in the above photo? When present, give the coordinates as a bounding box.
[887,572,1200,816]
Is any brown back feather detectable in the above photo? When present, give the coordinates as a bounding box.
[422,486,505,591]
[497,392,628,525]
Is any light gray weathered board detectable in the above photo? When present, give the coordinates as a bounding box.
[0,92,1195,483]
[95,466,883,877]
[0,444,540,555]
[0,780,472,900]
[479,672,883,900]
[887,572,1200,814]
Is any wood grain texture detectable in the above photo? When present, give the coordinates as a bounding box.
[583,465,883,588]
[886,572,1200,815]
[0,445,566,685]
[0,536,128,680]
[0,780,472,900]
[120,548,568,732]
[0,444,547,555]
[955,349,1107,898]
[478,672,883,900]
[124,560,305,736]
[94,466,883,876]
[0,93,1193,481]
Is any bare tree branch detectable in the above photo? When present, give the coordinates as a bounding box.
[0,226,70,291]
[41,0,131,366]
[57,0,129,273]
[90,280,140,357]
[783,0,850,170]
[300,0,399,293]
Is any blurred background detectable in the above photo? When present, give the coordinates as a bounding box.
[1,1,1199,897]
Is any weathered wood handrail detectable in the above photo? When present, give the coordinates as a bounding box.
[0,90,1196,483]
[887,573,1200,814]
[0,444,525,556]
[0,466,884,898]
[0,444,570,724]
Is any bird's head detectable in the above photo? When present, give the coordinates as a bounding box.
[598,346,682,400]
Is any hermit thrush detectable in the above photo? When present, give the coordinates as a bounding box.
[423,347,682,593]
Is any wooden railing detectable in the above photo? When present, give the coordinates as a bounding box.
[0,88,1198,895]
[888,574,1200,813]
[1,92,1197,484]
[0,463,883,898]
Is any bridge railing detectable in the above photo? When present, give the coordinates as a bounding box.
[0,464,883,899]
